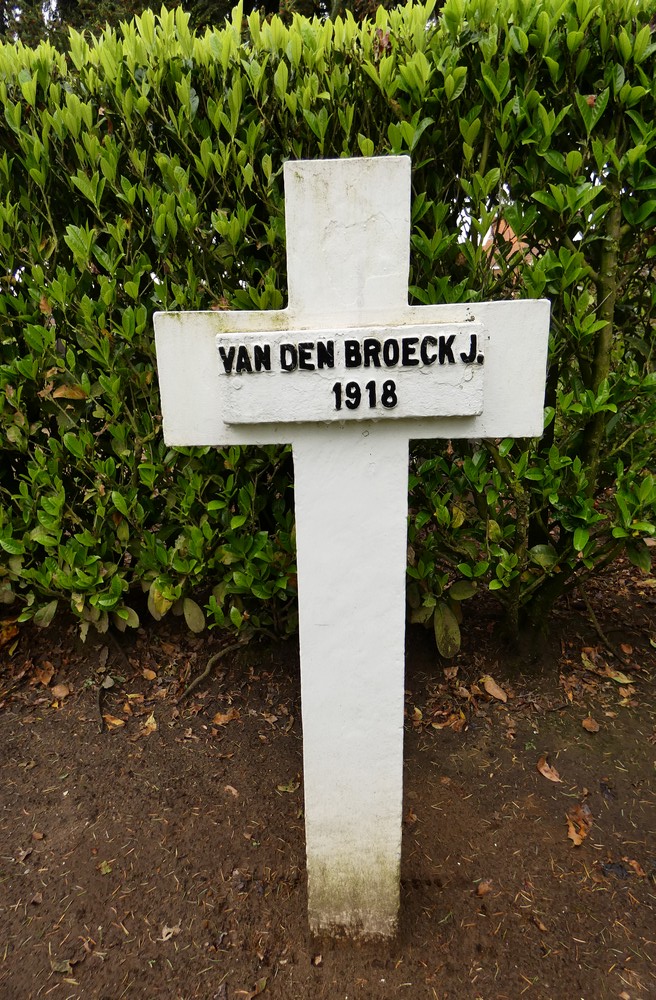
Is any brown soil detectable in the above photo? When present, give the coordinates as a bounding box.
[1,559,656,1000]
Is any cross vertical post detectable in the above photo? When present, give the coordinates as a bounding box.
[285,159,413,936]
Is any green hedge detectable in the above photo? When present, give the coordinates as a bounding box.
[1,0,655,646]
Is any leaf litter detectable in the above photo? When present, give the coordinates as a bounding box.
[537,755,562,782]
[566,802,594,846]
[481,675,508,702]
[158,924,181,942]
[2,554,656,999]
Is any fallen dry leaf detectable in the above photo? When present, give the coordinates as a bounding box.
[142,668,157,681]
[212,707,240,726]
[102,713,125,729]
[276,778,300,794]
[625,858,646,877]
[140,712,157,736]
[31,661,54,687]
[605,666,633,685]
[476,880,493,897]
[580,650,599,673]
[532,914,548,932]
[52,384,87,399]
[537,755,562,783]
[566,802,593,846]
[481,675,507,703]
[51,683,70,700]
[158,924,181,942]
[31,831,44,841]
[50,958,73,975]
[238,978,267,1000]
[582,716,600,733]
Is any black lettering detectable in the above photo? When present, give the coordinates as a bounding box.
[218,345,236,374]
[345,340,362,368]
[382,339,400,367]
[317,341,335,369]
[345,381,361,409]
[253,344,271,372]
[363,339,382,368]
[381,379,398,408]
[460,334,477,364]
[235,345,253,374]
[280,344,297,371]
[439,334,456,365]
[298,342,315,370]
[401,337,419,366]
[420,336,438,365]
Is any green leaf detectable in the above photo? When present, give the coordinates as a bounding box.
[627,543,651,574]
[575,88,609,136]
[111,491,129,518]
[148,582,172,620]
[410,604,434,625]
[114,607,139,630]
[34,600,58,628]
[528,544,559,569]
[448,580,477,601]
[63,433,85,459]
[0,536,25,555]
[64,224,93,264]
[357,134,374,157]
[433,600,461,658]
[487,520,503,543]
[183,597,205,633]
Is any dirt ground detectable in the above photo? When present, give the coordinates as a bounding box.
[1,558,656,1000]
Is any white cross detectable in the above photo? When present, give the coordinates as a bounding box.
[154,156,549,938]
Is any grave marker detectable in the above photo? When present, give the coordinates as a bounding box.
[154,156,550,938]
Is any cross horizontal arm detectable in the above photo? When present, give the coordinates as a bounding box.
[154,299,550,446]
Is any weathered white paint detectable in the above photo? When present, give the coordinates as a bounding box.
[293,424,408,936]
[154,155,550,938]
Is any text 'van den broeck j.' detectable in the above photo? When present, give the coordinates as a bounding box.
[218,333,485,376]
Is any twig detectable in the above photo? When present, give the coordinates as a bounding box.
[107,629,131,670]
[179,641,245,702]
[96,684,104,733]
[578,581,630,665]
